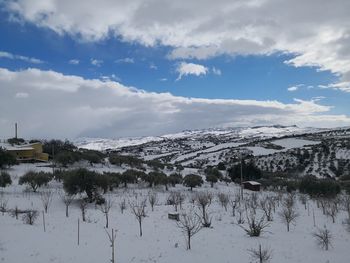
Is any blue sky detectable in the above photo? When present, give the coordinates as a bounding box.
[0,0,349,139]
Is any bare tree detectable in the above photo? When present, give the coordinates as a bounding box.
[229,196,239,217]
[236,207,245,224]
[130,199,147,237]
[99,196,114,228]
[240,212,269,237]
[22,210,38,225]
[10,206,20,219]
[105,228,117,263]
[248,244,272,263]
[176,210,203,250]
[318,197,328,215]
[342,195,350,219]
[326,202,338,223]
[313,226,332,250]
[119,198,126,214]
[279,198,299,232]
[299,194,308,210]
[260,196,274,222]
[0,196,8,215]
[40,190,53,214]
[196,192,212,227]
[79,199,88,222]
[217,192,229,211]
[61,193,75,217]
[148,191,158,212]
[168,191,185,212]
[343,218,350,233]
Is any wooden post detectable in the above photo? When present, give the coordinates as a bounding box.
[42,211,46,232]
[78,218,80,246]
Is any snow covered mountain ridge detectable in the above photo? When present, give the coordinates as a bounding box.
[74,125,328,151]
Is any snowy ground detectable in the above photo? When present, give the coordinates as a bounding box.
[1,164,350,263]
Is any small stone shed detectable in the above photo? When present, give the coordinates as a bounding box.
[242,181,261,191]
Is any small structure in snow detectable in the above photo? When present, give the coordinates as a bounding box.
[242,181,261,191]
[168,213,179,221]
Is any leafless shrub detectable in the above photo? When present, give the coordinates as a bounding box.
[313,226,332,250]
[22,210,38,225]
[61,193,75,217]
[40,190,53,213]
[130,198,147,237]
[217,192,229,211]
[10,206,30,220]
[176,210,203,250]
[279,197,299,232]
[148,191,158,212]
[196,191,212,227]
[99,196,113,228]
[119,199,126,214]
[79,199,88,222]
[10,206,20,219]
[240,212,269,237]
[248,244,272,263]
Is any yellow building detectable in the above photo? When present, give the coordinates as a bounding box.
[5,142,49,162]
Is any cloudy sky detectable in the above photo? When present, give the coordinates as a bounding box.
[0,0,350,139]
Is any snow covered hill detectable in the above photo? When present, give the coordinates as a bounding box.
[72,125,350,179]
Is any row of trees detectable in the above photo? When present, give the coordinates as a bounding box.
[14,169,205,202]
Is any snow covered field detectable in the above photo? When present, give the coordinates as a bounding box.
[1,164,350,263]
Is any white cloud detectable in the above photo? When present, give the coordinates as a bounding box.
[115,57,134,64]
[149,63,157,70]
[6,0,350,91]
[90,58,103,67]
[0,67,349,139]
[15,92,29,98]
[287,86,299,92]
[176,62,208,80]
[0,50,43,64]
[100,74,120,82]
[69,59,79,65]
[212,67,222,76]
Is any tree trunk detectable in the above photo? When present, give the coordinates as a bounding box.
[66,205,69,217]
[106,213,109,228]
[187,230,191,250]
[139,219,142,237]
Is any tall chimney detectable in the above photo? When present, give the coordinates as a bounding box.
[15,123,18,139]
